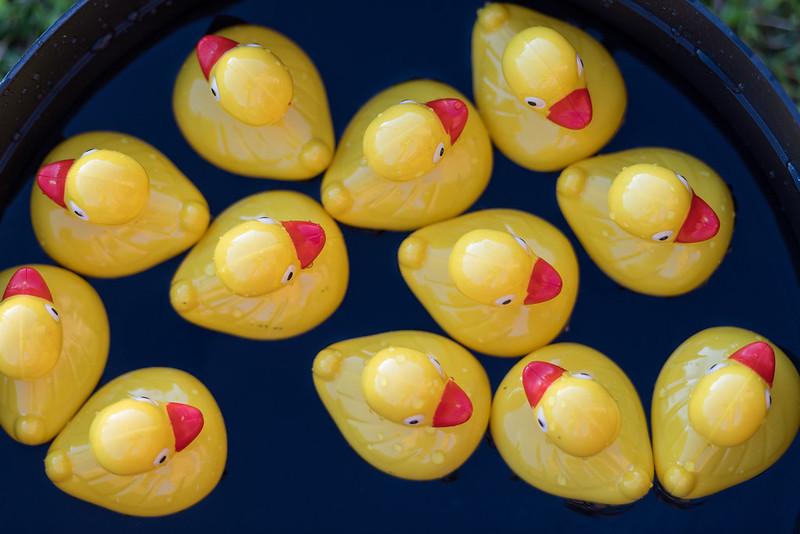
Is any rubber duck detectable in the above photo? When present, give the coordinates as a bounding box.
[170,191,348,339]
[556,148,733,296]
[321,80,492,230]
[44,367,226,516]
[652,327,799,500]
[0,265,108,445]
[173,24,334,179]
[312,330,490,480]
[492,343,653,505]
[471,3,625,171]
[398,209,578,357]
[31,131,210,278]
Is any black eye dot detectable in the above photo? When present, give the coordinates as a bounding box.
[159,456,166,464]
[51,308,58,317]
[211,88,217,96]
[537,417,545,428]
[439,147,444,157]
[659,235,668,241]
[286,271,293,281]
[408,420,418,425]
[502,299,511,305]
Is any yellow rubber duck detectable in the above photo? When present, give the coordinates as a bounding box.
[492,343,653,505]
[173,25,334,179]
[556,148,734,296]
[472,3,626,171]
[31,131,210,278]
[652,327,799,500]
[0,265,108,445]
[44,367,226,516]
[398,209,578,357]
[170,191,348,339]
[321,80,492,230]
[312,330,490,480]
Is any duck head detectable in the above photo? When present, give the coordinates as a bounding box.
[522,361,620,457]
[213,216,325,297]
[361,346,473,428]
[448,229,562,307]
[196,35,293,126]
[362,98,468,181]
[0,267,62,379]
[502,26,592,130]
[36,148,149,225]
[688,341,775,448]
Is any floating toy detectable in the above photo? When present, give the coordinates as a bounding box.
[45,367,226,516]
[0,265,108,445]
[556,148,733,296]
[312,330,490,480]
[652,327,799,500]
[171,191,347,339]
[471,3,625,171]
[399,209,577,356]
[492,343,653,505]
[173,24,334,179]
[31,131,209,278]
[321,80,492,230]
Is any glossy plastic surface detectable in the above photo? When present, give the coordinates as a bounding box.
[30,131,210,278]
[399,209,578,356]
[312,330,490,480]
[492,343,653,505]
[651,327,800,500]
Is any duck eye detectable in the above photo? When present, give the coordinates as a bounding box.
[433,142,445,163]
[706,362,725,374]
[427,355,444,378]
[131,395,158,407]
[399,99,415,104]
[572,372,592,380]
[243,43,261,48]
[495,294,514,306]
[81,148,98,158]
[576,54,584,77]
[765,389,772,410]
[403,414,425,426]
[281,264,296,285]
[44,303,60,322]
[536,407,547,432]
[513,235,529,251]
[255,216,277,225]
[676,173,691,192]
[524,97,546,109]
[68,200,89,221]
[152,447,170,466]
[210,75,220,101]
[651,230,673,242]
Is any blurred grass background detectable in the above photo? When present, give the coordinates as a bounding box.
[0,0,798,106]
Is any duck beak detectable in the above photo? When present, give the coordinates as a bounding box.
[36,159,73,208]
[2,267,53,302]
[547,88,592,130]
[166,402,204,452]
[522,361,565,407]
[282,221,326,268]
[675,193,720,243]
[432,379,473,427]
[425,98,468,144]
[525,257,562,305]
[729,341,775,387]
[196,35,239,79]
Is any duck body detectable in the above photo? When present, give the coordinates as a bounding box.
[492,343,653,505]
[557,148,734,296]
[173,24,334,179]
[312,330,490,480]
[321,80,492,230]
[652,327,799,500]
[170,191,348,339]
[472,3,625,171]
[0,265,108,445]
[31,131,210,278]
[398,209,578,357]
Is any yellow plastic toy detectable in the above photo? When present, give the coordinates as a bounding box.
[312,330,490,480]
[398,209,578,357]
[173,25,334,179]
[45,367,226,516]
[556,148,733,296]
[31,131,210,278]
[170,191,348,339]
[492,343,653,505]
[321,80,492,230]
[652,327,799,500]
[0,265,108,445]
[471,3,626,171]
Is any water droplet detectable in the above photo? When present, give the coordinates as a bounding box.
[431,450,445,464]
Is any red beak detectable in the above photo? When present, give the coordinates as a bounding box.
[36,159,74,208]
[2,267,53,302]
[675,193,720,243]
[729,341,775,387]
[522,361,565,408]
[166,402,204,452]
[196,35,239,79]
[547,88,592,130]
[432,379,473,427]
[281,221,326,268]
[525,257,562,305]
[425,98,468,144]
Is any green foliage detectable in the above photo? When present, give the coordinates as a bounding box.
[0,0,74,78]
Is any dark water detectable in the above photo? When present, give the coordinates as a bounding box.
[0,1,798,532]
